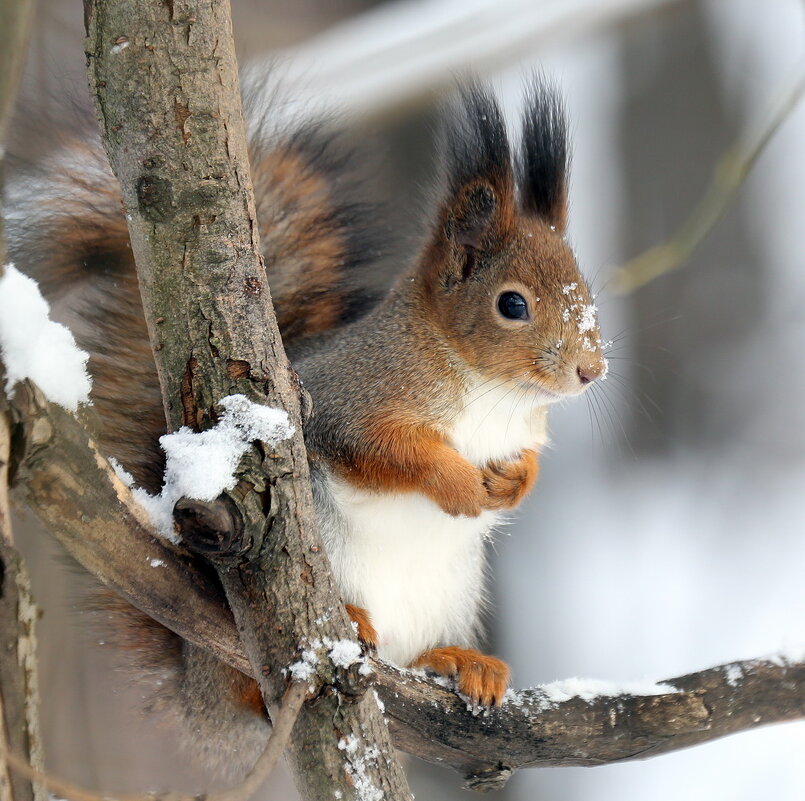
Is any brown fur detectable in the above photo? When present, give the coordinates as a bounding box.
[413,647,510,707]
[253,146,346,339]
[345,603,378,649]
[482,449,540,510]
[336,417,488,518]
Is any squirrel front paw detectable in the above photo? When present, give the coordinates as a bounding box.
[412,646,510,706]
[426,459,487,517]
[481,449,539,510]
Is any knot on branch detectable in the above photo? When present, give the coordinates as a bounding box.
[173,495,246,558]
[463,766,512,792]
[292,638,377,706]
[136,173,175,222]
[335,658,377,700]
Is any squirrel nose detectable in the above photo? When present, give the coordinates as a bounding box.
[577,363,603,385]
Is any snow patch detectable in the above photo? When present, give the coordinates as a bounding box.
[284,634,368,686]
[577,303,598,333]
[0,264,91,411]
[287,647,319,683]
[768,645,805,666]
[117,394,293,541]
[338,732,384,801]
[328,639,364,669]
[535,677,678,707]
[724,663,743,687]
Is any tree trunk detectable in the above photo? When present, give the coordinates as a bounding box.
[82,1,412,798]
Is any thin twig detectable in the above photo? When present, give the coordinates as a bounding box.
[0,682,307,801]
[212,682,307,801]
[611,68,805,293]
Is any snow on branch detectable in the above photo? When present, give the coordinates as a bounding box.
[113,394,294,542]
[0,264,91,411]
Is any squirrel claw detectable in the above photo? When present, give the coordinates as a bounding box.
[345,603,379,651]
[412,646,510,707]
[482,449,539,510]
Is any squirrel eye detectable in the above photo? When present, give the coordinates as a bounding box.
[497,291,529,321]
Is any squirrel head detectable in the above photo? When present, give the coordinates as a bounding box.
[416,80,606,402]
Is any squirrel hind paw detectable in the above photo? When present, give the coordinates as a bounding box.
[345,603,379,651]
[412,646,510,707]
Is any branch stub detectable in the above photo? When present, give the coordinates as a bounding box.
[173,495,246,558]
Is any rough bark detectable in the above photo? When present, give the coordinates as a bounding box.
[0,532,45,801]
[82,2,412,799]
[0,3,47,800]
[5,384,805,790]
[1,391,45,801]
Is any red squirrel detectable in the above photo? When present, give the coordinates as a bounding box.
[6,79,605,770]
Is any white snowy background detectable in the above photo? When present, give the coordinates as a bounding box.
[8,1,805,800]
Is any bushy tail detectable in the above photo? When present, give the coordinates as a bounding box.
[5,122,381,339]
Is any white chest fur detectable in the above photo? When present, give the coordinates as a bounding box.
[315,380,549,667]
[449,377,549,466]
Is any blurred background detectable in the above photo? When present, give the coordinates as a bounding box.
[10,0,805,799]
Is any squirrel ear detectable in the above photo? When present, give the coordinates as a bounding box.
[450,182,497,250]
[518,78,569,233]
[427,82,515,286]
[442,182,498,283]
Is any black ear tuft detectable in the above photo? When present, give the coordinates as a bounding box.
[518,78,569,230]
[442,81,512,197]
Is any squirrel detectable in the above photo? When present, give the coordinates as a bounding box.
[4,79,606,773]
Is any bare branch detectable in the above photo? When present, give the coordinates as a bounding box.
[1,397,45,801]
[6,382,804,789]
[0,0,36,144]
[213,682,307,801]
[611,69,805,293]
[0,3,49,800]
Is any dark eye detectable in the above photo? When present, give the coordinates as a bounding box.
[497,291,529,321]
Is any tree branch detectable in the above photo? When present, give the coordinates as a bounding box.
[611,68,805,293]
[0,2,48,799]
[0,405,45,801]
[82,1,411,798]
[6,383,804,790]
